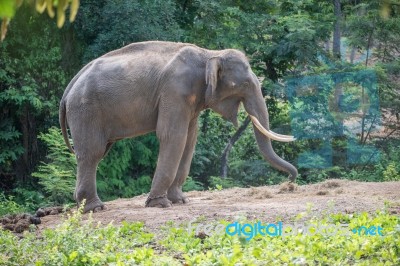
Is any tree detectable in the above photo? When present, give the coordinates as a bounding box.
[185,0,333,179]
[0,0,80,40]
[332,0,342,59]
[74,0,182,62]
[0,6,67,185]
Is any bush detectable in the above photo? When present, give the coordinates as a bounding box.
[208,176,240,190]
[96,135,158,200]
[32,127,76,205]
[0,206,175,265]
[162,211,400,265]
[0,193,25,216]
[1,206,398,265]
[11,187,45,212]
[31,127,159,204]
[183,176,204,192]
[229,160,287,186]
[383,162,400,181]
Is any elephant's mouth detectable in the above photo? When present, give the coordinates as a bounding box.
[248,115,295,142]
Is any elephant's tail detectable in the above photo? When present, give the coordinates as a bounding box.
[59,61,95,154]
[59,99,75,154]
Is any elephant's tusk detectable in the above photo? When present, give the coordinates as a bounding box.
[270,130,297,140]
[249,115,296,142]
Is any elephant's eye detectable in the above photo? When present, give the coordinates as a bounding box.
[243,81,250,88]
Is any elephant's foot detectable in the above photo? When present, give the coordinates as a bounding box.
[78,198,106,213]
[145,194,172,208]
[167,187,189,204]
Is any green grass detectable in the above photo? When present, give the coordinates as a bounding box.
[0,207,399,265]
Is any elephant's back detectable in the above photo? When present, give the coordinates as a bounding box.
[100,41,198,59]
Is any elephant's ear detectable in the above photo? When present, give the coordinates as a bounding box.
[205,57,222,106]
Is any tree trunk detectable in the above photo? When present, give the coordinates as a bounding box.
[365,28,374,66]
[350,47,356,63]
[16,108,28,182]
[220,116,251,178]
[360,27,375,142]
[15,105,38,183]
[325,39,330,52]
[333,0,342,59]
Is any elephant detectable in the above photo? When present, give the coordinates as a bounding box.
[59,41,297,213]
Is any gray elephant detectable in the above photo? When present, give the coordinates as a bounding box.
[59,41,297,212]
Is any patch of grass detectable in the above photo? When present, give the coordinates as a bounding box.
[321,180,341,189]
[335,188,344,194]
[1,208,399,265]
[0,206,175,265]
[278,182,298,193]
[247,187,273,199]
[316,190,329,196]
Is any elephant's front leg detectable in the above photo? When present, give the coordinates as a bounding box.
[145,110,190,208]
[167,118,198,204]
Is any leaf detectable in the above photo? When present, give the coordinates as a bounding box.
[35,0,47,14]
[46,0,55,18]
[70,0,79,22]
[1,17,9,41]
[0,0,15,18]
[69,251,78,261]
[56,0,67,28]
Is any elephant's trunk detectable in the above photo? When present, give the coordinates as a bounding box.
[243,91,298,182]
[253,121,298,181]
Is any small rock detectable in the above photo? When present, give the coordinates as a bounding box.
[29,216,41,225]
[195,231,208,239]
[14,219,30,233]
[16,213,29,220]
[35,209,46,217]
[49,209,59,215]
[2,224,15,231]
[0,217,12,225]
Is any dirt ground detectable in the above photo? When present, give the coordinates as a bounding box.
[39,180,400,232]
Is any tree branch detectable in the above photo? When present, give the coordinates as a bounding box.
[220,116,251,178]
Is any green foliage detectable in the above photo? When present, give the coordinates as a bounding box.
[383,162,400,181]
[208,176,239,190]
[0,6,68,189]
[0,0,80,41]
[0,193,25,216]
[76,0,183,62]
[11,187,45,212]
[191,110,237,182]
[299,166,343,184]
[1,0,400,208]
[97,135,159,200]
[0,206,177,265]
[343,140,400,182]
[32,127,76,205]
[31,127,158,203]
[182,176,204,192]
[0,120,23,171]
[111,175,152,198]
[160,211,400,265]
[2,207,398,265]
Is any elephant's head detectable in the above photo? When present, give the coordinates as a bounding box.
[204,49,298,181]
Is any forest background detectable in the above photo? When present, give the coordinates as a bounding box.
[0,0,399,213]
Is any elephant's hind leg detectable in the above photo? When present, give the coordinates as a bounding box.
[69,112,107,213]
[75,153,105,213]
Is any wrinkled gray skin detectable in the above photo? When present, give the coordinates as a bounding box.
[60,41,297,212]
